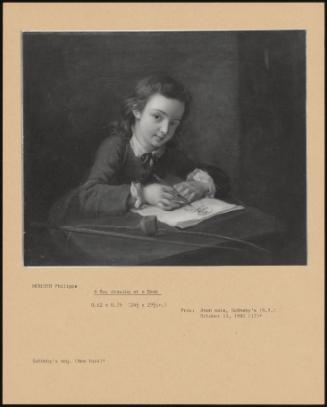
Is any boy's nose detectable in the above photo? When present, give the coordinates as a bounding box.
[159,119,170,134]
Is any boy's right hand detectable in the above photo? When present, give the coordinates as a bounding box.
[143,183,182,210]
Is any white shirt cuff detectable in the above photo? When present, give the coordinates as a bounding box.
[130,182,144,209]
[186,169,216,198]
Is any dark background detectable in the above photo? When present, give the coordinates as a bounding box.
[23,31,306,264]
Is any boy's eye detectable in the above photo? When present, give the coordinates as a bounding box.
[151,113,180,127]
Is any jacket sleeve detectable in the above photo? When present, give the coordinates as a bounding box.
[49,136,131,224]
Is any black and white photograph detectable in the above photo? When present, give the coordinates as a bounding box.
[23,30,307,266]
[5,3,324,405]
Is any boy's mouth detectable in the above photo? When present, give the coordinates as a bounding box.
[153,134,165,142]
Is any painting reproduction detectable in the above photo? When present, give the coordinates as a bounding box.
[23,30,307,266]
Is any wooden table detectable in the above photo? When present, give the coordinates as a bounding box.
[26,206,285,266]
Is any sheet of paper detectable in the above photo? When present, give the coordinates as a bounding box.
[133,198,244,228]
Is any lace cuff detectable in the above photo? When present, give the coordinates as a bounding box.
[130,182,144,209]
[186,169,216,198]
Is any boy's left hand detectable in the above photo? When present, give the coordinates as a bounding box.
[173,181,207,203]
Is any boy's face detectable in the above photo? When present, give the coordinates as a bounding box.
[133,93,185,151]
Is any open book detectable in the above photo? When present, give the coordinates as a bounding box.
[132,198,244,228]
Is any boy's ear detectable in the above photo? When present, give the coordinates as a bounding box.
[132,108,141,120]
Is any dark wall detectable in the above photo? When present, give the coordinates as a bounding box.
[23,31,240,220]
[236,31,306,263]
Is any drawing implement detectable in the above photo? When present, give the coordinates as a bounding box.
[152,174,196,207]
